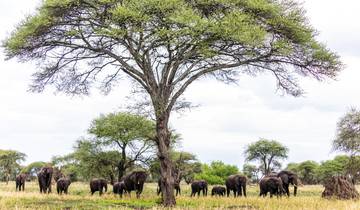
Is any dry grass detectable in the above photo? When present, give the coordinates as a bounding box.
[0,182,359,209]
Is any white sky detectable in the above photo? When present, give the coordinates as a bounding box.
[0,0,359,169]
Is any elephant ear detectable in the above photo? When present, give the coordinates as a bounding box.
[280,174,289,184]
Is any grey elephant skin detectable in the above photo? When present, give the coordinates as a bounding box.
[90,178,108,195]
[225,174,247,197]
[123,171,147,198]
[190,180,208,197]
[57,178,71,195]
[38,166,53,193]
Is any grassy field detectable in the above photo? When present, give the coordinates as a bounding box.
[0,181,359,210]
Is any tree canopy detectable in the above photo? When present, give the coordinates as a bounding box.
[194,160,239,185]
[244,138,288,175]
[0,149,26,183]
[333,108,360,156]
[89,112,156,180]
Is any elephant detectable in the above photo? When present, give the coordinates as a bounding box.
[57,178,71,195]
[211,186,226,196]
[190,180,208,197]
[90,178,108,195]
[38,166,53,193]
[225,174,247,197]
[157,178,181,196]
[16,173,27,191]
[277,171,299,197]
[113,181,127,198]
[53,167,65,182]
[123,171,147,198]
[259,176,286,198]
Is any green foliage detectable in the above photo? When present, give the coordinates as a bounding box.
[316,155,350,182]
[194,161,238,185]
[244,138,288,175]
[0,150,26,182]
[88,112,157,180]
[63,139,122,182]
[3,0,342,97]
[286,161,319,185]
[149,151,201,183]
[89,112,155,145]
[22,161,47,180]
[242,163,260,183]
[333,108,360,155]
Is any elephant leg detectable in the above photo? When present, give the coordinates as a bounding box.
[285,186,290,197]
[233,189,236,197]
[294,186,297,196]
[22,183,25,191]
[226,188,230,197]
[238,186,242,197]
[243,185,247,197]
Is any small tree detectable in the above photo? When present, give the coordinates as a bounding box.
[243,163,260,183]
[244,138,288,175]
[333,108,360,183]
[149,151,202,183]
[0,150,26,184]
[89,112,156,181]
[286,160,319,184]
[22,161,47,180]
[3,0,342,206]
[194,161,239,185]
[66,139,122,183]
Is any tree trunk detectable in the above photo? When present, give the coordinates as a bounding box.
[118,149,126,181]
[156,115,176,206]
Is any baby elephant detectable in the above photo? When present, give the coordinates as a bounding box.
[57,178,71,195]
[259,177,285,198]
[16,173,27,191]
[90,178,108,195]
[211,186,226,196]
[113,181,127,198]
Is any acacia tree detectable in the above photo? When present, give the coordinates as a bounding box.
[244,138,288,175]
[0,150,26,184]
[3,0,342,206]
[89,112,156,181]
[333,108,360,183]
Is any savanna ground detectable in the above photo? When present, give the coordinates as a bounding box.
[0,182,359,210]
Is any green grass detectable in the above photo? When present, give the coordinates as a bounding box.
[0,182,359,209]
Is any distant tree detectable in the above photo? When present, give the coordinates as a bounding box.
[333,108,360,183]
[285,162,300,174]
[22,161,48,180]
[149,151,201,183]
[3,0,342,205]
[243,163,260,183]
[68,139,122,183]
[0,150,26,184]
[316,155,349,182]
[89,112,156,181]
[286,160,319,184]
[244,138,288,175]
[194,161,238,185]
